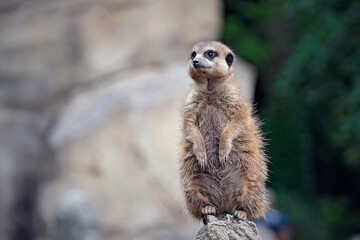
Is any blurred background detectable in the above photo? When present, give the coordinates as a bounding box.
[0,0,359,240]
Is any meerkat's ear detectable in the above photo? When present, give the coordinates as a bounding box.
[225,53,234,67]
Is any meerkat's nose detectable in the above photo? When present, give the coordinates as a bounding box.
[193,60,200,66]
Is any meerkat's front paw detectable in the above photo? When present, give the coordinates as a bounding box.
[194,144,207,168]
[196,151,207,168]
[234,210,247,220]
[202,206,217,225]
[219,139,232,163]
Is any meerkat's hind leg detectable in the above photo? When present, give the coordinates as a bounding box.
[234,209,247,220]
[202,205,216,215]
[201,205,216,224]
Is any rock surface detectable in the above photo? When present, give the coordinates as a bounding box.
[0,0,222,107]
[55,190,101,240]
[196,215,263,240]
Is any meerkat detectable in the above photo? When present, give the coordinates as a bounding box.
[179,41,269,223]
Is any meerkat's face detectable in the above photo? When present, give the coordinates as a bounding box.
[188,41,234,82]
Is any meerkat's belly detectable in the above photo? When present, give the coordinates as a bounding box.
[197,104,245,212]
[198,104,228,168]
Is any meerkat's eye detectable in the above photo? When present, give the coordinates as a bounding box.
[191,51,196,60]
[205,50,218,60]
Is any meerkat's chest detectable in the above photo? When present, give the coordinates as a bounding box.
[197,103,228,136]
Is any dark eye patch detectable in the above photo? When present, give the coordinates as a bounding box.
[225,53,234,67]
[191,51,196,60]
[204,50,218,60]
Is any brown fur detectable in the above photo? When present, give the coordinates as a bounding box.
[179,41,269,221]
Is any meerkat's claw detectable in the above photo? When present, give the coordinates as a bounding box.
[202,206,216,224]
[234,210,247,220]
[195,150,207,168]
[219,142,231,164]
[202,205,216,215]
[219,136,232,164]
[219,149,229,163]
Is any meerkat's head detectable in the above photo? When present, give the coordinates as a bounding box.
[188,41,234,83]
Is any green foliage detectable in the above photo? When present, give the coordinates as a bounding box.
[276,191,333,239]
[222,1,271,65]
[222,0,360,239]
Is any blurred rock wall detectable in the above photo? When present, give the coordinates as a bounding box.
[0,0,256,239]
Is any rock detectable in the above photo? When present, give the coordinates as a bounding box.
[196,215,263,240]
[48,65,191,149]
[55,190,101,240]
[0,0,221,107]
[39,65,190,237]
[128,222,202,240]
[0,108,50,239]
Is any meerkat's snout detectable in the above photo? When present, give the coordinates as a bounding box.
[191,54,212,70]
[192,59,200,68]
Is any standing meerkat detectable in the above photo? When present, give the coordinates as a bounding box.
[179,41,269,223]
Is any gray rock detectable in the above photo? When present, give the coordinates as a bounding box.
[196,215,263,240]
[0,108,50,239]
[55,190,101,240]
[0,0,221,107]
